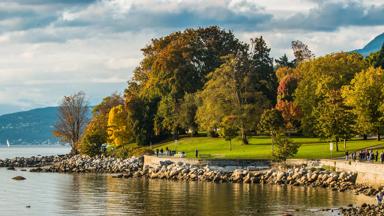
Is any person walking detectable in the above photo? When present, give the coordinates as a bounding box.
[195,149,199,158]
[376,151,379,162]
[381,152,384,163]
[345,151,349,160]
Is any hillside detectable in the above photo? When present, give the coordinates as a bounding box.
[0,107,91,145]
[0,107,60,145]
[354,32,384,56]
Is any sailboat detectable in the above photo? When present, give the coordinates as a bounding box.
[6,139,10,148]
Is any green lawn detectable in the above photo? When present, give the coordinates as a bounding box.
[149,136,383,159]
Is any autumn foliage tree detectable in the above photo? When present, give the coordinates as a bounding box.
[53,92,89,154]
[197,51,271,144]
[79,93,123,155]
[342,67,384,141]
[294,52,367,135]
[291,40,314,64]
[124,26,244,144]
[314,91,355,151]
[107,105,132,146]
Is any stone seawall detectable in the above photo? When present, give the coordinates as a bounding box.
[143,155,270,170]
[286,159,384,188]
[144,156,201,168]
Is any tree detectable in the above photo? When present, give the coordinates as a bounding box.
[275,100,301,131]
[275,71,301,132]
[178,93,198,136]
[93,93,124,117]
[249,36,278,104]
[291,40,314,64]
[107,105,132,146]
[275,54,294,69]
[197,53,270,144]
[365,51,380,67]
[275,66,294,81]
[125,86,159,146]
[259,109,285,136]
[365,43,384,69]
[272,133,300,161]
[196,36,274,144]
[79,119,106,156]
[79,93,124,156]
[277,74,299,101]
[53,92,89,154]
[342,67,384,141]
[155,95,181,139]
[125,26,245,143]
[314,90,355,151]
[375,43,384,69]
[294,52,367,135]
[219,116,238,151]
[259,108,285,151]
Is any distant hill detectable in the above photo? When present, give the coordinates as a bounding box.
[0,107,91,145]
[354,33,384,56]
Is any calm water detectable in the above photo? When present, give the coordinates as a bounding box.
[0,147,375,216]
[0,145,70,159]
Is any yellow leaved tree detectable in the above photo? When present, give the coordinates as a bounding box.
[107,105,131,146]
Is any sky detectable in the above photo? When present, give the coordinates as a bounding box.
[0,0,384,115]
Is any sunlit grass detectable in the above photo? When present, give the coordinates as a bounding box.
[149,136,383,159]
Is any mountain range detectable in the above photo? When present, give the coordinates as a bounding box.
[0,107,60,145]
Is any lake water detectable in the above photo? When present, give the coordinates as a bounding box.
[0,147,375,216]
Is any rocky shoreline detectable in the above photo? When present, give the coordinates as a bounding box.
[338,203,384,215]
[2,154,383,215]
[0,155,67,168]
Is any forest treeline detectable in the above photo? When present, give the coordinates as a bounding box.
[54,26,384,156]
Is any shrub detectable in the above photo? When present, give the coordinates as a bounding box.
[272,133,301,161]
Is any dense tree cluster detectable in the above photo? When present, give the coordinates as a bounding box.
[72,26,384,159]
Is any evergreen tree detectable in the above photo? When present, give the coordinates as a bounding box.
[275,54,294,68]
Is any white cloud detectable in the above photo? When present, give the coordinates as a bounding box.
[238,25,384,59]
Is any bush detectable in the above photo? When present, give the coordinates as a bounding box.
[272,133,301,161]
[130,148,154,157]
[106,144,154,158]
[78,133,104,157]
[107,144,133,158]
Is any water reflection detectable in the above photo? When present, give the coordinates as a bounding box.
[0,169,374,216]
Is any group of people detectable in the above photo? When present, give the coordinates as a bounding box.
[154,147,186,158]
[345,149,384,163]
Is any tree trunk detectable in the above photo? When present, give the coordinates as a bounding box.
[240,127,248,145]
[173,128,179,140]
[363,134,368,140]
[70,144,78,155]
[271,132,275,153]
[335,137,339,152]
[343,138,346,150]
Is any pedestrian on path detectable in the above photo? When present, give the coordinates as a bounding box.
[375,151,379,162]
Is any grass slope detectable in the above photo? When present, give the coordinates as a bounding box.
[150,136,383,159]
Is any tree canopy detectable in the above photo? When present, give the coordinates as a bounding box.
[77,26,384,159]
[294,52,367,135]
[342,66,384,140]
